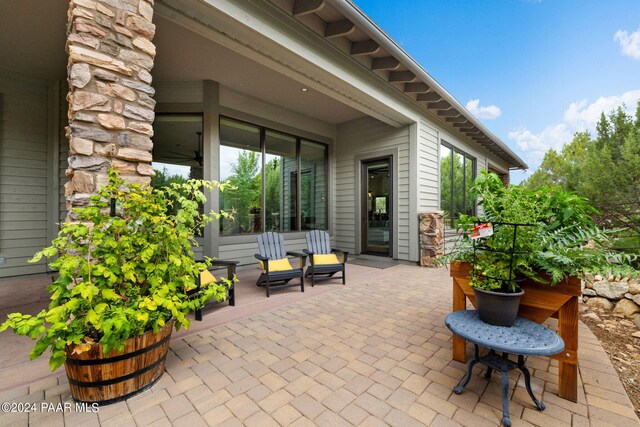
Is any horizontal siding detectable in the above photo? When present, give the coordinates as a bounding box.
[219,236,308,267]
[0,73,49,277]
[335,116,410,259]
[59,85,69,223]
[417,117,439,213]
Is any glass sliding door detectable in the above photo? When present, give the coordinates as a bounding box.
[361,157,392,256]
[219,119,262,235]
[218,116,329,235]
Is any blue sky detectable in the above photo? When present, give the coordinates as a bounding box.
[354,0,640,183]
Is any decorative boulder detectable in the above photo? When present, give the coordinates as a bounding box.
[592,281,629,300]
[612,299,640,318]
[585,297,614,311]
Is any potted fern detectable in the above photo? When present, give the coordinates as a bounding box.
[0,170,232,404]
[441,171,634,326]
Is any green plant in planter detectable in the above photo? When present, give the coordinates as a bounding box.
[0,169,233,370]
[438,171,637,292]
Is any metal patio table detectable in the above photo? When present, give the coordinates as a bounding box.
[445,310,565,427]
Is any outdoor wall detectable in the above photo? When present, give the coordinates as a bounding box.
[335,116,410,259]
[416,118,511,255]
[65,0,157,215]
[416,117,440,213]
[154,80,336,267]
[0,71,50,277]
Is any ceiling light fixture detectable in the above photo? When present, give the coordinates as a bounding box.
[301,87,309,92]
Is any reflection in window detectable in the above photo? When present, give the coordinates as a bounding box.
[219,118,328,235]
[265,131,297,232]
[219,119,262,235]
[440,143,476,226]
[151,114,204,188]
[300,140,327,230]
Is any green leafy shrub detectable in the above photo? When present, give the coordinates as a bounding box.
[438,171,637,292]
[0,170,233,370]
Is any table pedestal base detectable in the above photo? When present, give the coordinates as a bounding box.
[453,345,545,427]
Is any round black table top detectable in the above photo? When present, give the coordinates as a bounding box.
[445,310,565,356]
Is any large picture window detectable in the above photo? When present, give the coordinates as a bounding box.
[219,117,328,235]
[440,142,476,226]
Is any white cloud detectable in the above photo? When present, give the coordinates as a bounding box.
[466,99,502,120]
[614,28,640,59]
[508,90,640,179]
[563,90,640,130]
[508,124,571,170]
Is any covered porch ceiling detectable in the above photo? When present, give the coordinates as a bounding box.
[152,14,365,126]
[0,0,366,127]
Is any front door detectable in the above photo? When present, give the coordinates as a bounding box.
[361,157,392,256]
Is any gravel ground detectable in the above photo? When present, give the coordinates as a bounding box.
[580,308,640,418]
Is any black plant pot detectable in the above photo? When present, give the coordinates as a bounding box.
[473,287,525,327]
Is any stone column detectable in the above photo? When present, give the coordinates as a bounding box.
[65,0,156,217]
[419,211,444,267]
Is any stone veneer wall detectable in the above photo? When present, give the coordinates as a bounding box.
[65,0,156,217]
[419,212,444,267]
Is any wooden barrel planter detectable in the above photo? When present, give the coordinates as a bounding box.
[64,319,174,405]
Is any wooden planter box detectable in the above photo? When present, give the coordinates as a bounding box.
[450,261,581,402]
[64,319,174,405]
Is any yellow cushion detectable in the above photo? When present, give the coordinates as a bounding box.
[199,270,217,286]
[260,258,293,273]
[313,254,340,265]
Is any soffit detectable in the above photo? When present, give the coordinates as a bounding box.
[153,15,365,126]
[0,0,67,80]
[268,0,528,169]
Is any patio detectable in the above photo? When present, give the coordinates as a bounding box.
[0,262,638,426]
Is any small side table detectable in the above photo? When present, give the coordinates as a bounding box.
[445,310,565,427]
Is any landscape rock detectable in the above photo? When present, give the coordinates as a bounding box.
[612,299,640,318]
[633,295,640,306]
[583,312,601,322]
[629,281,640,295]
[592,281,629,300]
[585,297,614,311]
[583,288,597,297]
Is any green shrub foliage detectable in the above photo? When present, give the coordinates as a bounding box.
[1,170,233,371]
[439,171,637,292]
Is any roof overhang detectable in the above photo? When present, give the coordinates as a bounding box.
[270,0,528,170]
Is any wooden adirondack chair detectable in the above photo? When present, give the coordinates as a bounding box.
[304,230,348,286]
[190,259,238,321]
[255,232,307,297]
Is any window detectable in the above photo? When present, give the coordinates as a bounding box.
[219,119,262,235]
[440,142,476,226]
[219,117,328,235]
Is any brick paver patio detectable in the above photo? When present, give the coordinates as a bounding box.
[1,263,638,426]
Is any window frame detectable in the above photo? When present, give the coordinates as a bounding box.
[219,115,329,236]
[439,141,477,227]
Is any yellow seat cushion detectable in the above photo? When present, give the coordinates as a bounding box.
[313,253,340,265]
[260,258,293,273]
[199,270,217,286]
